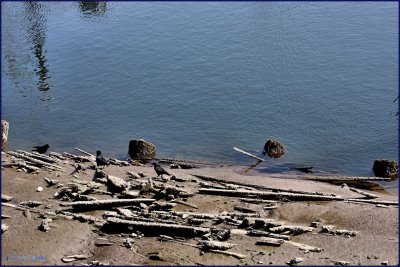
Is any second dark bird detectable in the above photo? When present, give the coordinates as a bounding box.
[32,144,50,154]
[151,162,170,177]
[96,150,110,167]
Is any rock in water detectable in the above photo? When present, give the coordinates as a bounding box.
[128,139,156,160]
[264,139,285,158]
[1,120,9,151]
[373,159,398,179]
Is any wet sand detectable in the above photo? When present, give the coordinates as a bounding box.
[1,152,398,266]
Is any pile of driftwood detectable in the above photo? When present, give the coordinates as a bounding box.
[1,149,398,264]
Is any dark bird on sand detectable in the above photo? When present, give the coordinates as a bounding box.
[152,162,170,177]
[32,144,50,154]
[96,150,110,167]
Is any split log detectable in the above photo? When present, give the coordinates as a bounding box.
[148,202,176,211]
[60,199,155,211]
[255,237,284,247]
[301,175,392,182]
[7,151,64,171]
[286,241,323,252]
[17,150,59,163]
[207,249,246,259]
[1,194,13,202]
[347,187,378,199]
[247,229,291,240]
[346,199,398,206]
[199,188,344,201]
[102,217,210,237]
[233,147,265,162]
[198,240,236,251]
[269,225,314,235]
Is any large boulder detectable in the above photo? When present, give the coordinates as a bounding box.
[128,139,156,160]
[264,139,285,158]
[373,159,398,179]
[1,120,9,151]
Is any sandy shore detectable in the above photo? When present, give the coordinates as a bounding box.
[1,151,398,266]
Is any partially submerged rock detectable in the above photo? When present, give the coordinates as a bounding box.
[128,139,156,160]
[263,139,285,158]
[373,159,398,179]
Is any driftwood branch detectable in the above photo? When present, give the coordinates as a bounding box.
[74,148,95,158]
[207,249,246,259]
[347,187,378,199]
[301,175,393,182]
[286,241,323,252]
[346,198,398,206]
[192,174,337,197]
[199,188,344,201]
[233,147,265,162]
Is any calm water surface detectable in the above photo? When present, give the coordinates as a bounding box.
[1,2,398,186]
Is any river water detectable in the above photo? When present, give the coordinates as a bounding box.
[1,2,398,185]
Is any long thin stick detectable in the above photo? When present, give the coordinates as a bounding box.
[233,147,265,162]
[74,147,95,157]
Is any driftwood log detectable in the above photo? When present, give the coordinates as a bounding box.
[269,225,314,235]
[199,188,344,201]
[101,217,210,237]
[59,199,155,211]
[247,229,291,240]
[255,237,285,247]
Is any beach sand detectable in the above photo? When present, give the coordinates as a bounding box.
[1,152,398,266]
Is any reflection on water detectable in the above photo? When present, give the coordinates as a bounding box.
[24,2,51,92]
[78,2,107,17]
[2,2,52,101]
